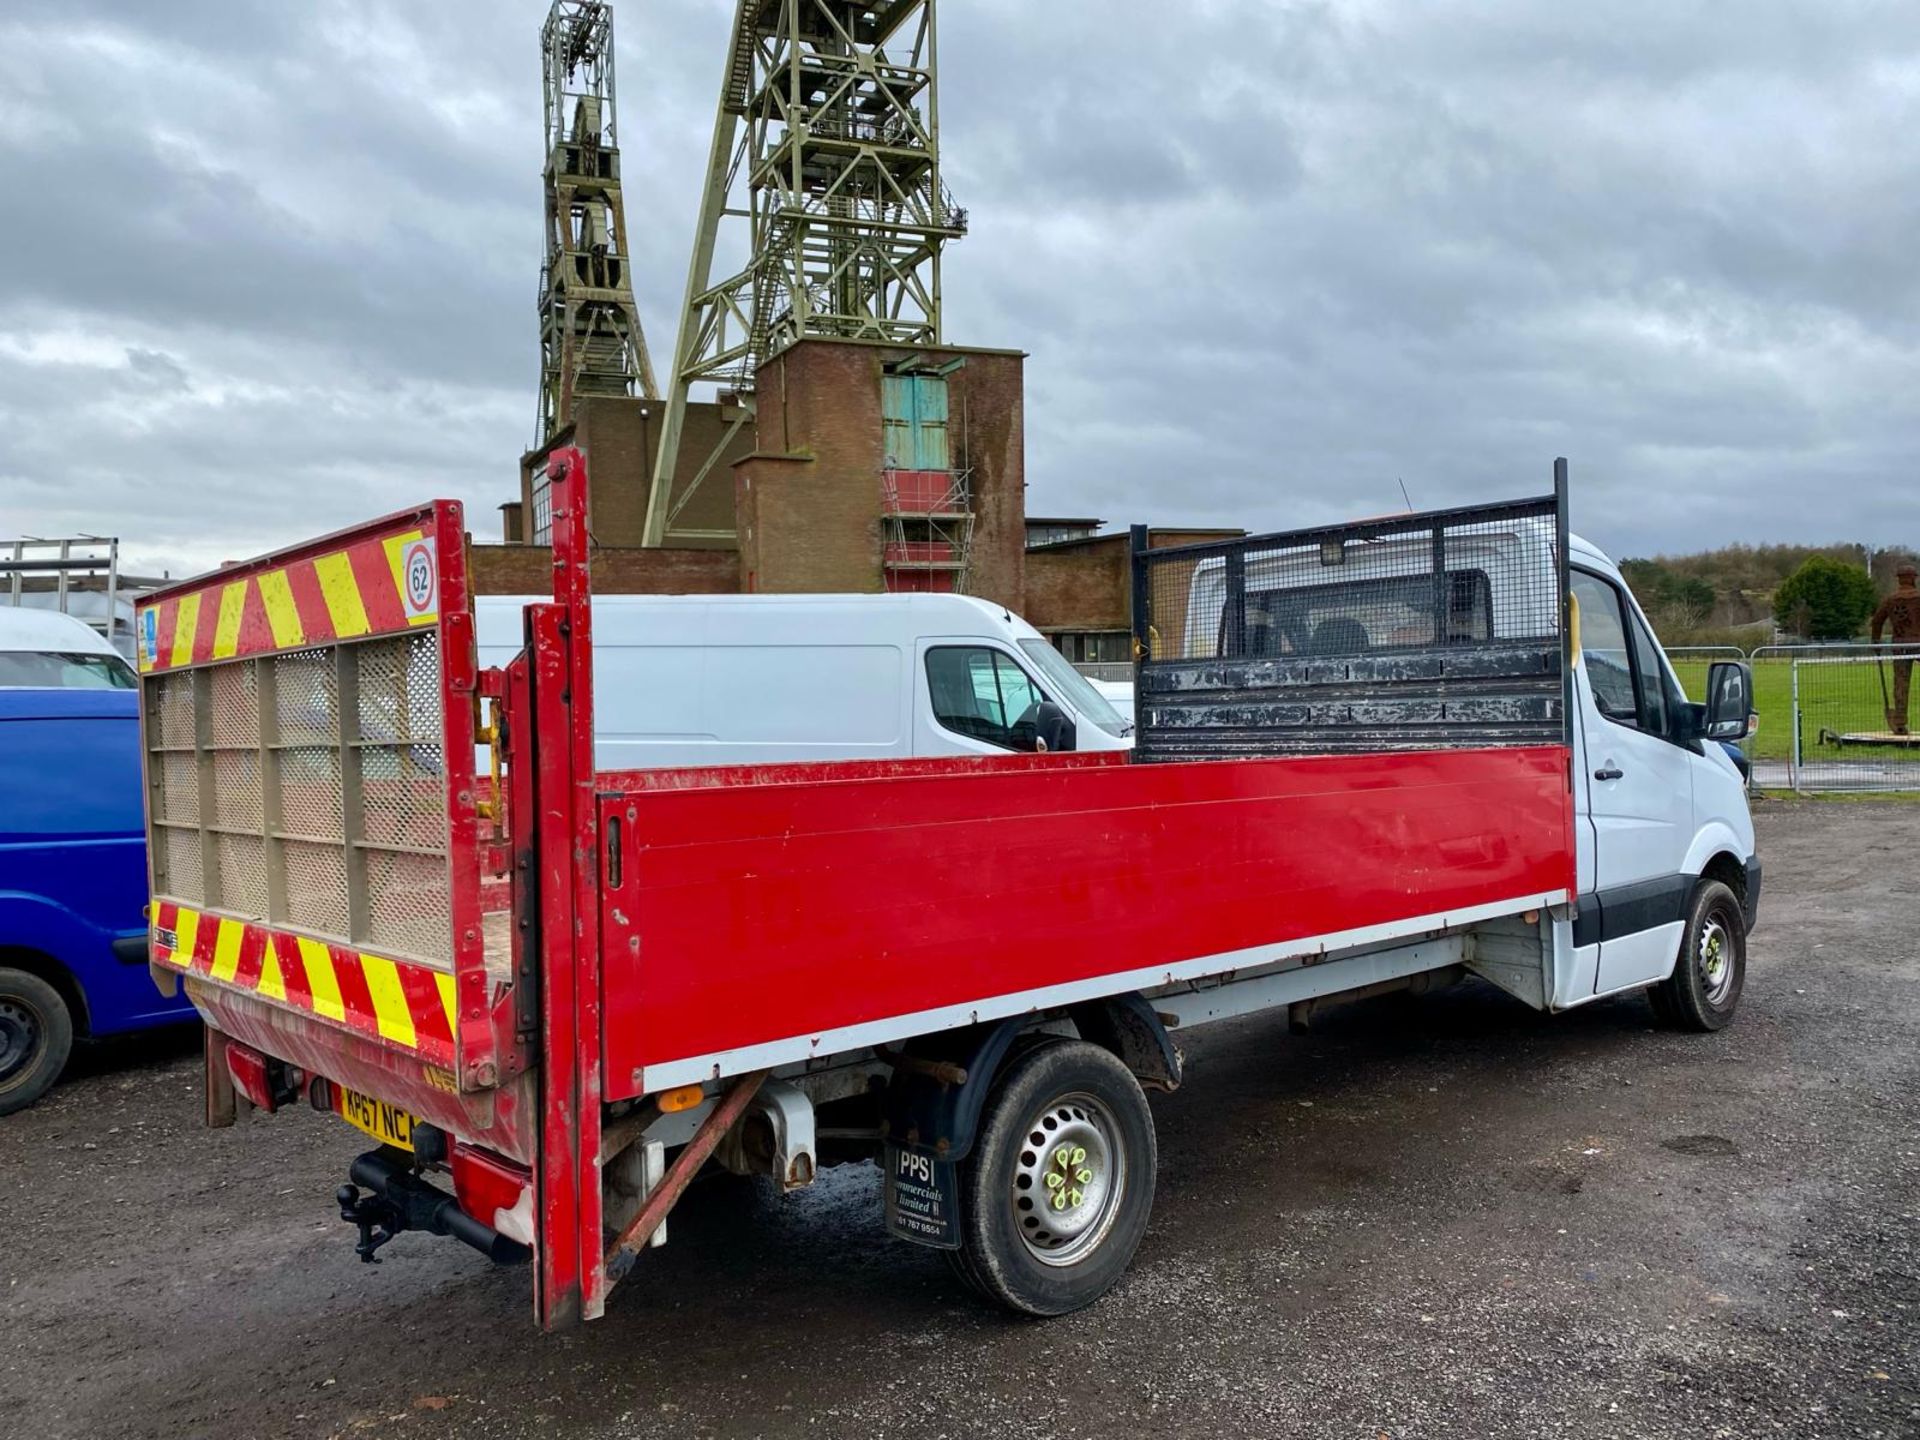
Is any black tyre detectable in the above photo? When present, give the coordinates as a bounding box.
[0,967,75,1117]
[948,1039,1156,1316]
[1650,879,1746,1033]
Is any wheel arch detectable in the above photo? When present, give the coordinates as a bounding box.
[0,945,89,1038]
[1682,821,1750,893]
[883,995,1179,1163]
[1696,850,1750,909]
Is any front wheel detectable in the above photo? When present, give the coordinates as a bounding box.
[1649,879,1747,1032]
[946,1039,1156,1315]
[0,966,75,1116]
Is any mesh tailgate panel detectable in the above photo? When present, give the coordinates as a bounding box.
[147,632,456,969]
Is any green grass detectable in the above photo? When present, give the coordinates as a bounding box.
[1750,788,1920,804]
[1670,658,1905,762]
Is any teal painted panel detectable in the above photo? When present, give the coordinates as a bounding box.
[913,376,949,470]
[881,374,951,470]
[882,375,915,467]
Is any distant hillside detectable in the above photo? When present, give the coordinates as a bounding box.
[1618,542,1918,644]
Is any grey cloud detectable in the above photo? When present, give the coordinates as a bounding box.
[3,0,1917,579]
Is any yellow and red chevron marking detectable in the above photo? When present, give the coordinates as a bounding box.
[137,518,441,674]
[151,901,457,1067]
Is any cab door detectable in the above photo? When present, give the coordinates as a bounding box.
[1570,569,1695,994]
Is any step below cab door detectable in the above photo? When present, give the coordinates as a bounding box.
[1570,568,1695,995]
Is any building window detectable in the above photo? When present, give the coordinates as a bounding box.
[1052,631,1132,664]
[1025,521,1102,548]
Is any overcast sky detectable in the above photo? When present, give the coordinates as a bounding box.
[2,1,1917,581]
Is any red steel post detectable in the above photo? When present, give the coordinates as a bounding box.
[529,446,608,1329]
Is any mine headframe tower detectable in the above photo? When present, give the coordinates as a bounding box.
[537,0,659,445]
[645,0,967,545]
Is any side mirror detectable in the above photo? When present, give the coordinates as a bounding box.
[1034,701,1076,753]
[1703,661,1754,741]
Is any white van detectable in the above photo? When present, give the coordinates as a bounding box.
[474,592,1133,770]
[0,609,137,689]
[1176,520,1759,1017]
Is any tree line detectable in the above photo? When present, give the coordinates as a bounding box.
[1619,542,1918,645]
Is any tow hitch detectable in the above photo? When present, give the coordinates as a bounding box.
[337,1149,531,1267]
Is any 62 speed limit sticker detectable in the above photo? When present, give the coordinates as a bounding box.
[399,536,438,622]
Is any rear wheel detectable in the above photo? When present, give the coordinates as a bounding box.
[1650,879,1746,1032]
[947,1039,1156,1315]
[0,967,74,1116]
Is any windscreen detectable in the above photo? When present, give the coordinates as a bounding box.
[0,651,136,688]
[1018,639,1130,737]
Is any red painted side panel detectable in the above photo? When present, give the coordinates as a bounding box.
[598,745,1575,1092]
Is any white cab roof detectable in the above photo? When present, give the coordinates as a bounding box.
[0,608,120,656]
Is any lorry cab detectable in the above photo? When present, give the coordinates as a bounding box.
[1175,512,1759,1021]
[1562,537,1758,1007]
[474,591,1133,769]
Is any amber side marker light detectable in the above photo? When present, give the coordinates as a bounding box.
[657,1084,706,1114]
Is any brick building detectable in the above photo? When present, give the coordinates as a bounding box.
[473,336,1239,656]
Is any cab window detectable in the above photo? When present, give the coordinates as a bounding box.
[1571,572,1636,722]
[1239,569,1495,657]
[1627,609,1669,735]
[926,647,1046,750]
[1573,569,1676,735]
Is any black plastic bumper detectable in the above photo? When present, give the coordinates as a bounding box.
[1744,856,1763,933]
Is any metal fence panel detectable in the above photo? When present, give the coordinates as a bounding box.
[1790,652,1920,793]
[1664,645,1747,663]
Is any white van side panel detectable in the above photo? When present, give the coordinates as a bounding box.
[474,592,1114,769]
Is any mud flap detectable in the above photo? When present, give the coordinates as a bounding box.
[884,1144,962,1250]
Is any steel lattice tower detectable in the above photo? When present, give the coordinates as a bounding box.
[537,0,658,445]
[644,0,966,545]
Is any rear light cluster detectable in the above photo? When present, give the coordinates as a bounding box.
[224,1042,303,1112]
[451,1144,535,1245]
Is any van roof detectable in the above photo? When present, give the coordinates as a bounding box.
[1567,533,1613,570]
[0,608,120,656]
[477,591,1024,623]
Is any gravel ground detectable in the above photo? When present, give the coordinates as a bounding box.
[2,798,1916,1440]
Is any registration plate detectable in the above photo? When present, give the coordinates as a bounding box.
[334,1085,415,1151]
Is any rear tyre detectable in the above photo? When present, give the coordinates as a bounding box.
[949,1039,1156,1316]
[1650,879,1747,1033]
[0,967,74,1117]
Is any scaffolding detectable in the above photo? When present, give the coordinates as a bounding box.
[536,0,659,445]
[881,466,972,593]
[647,0,966,545]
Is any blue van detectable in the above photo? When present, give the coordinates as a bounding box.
[0,611,195,1114]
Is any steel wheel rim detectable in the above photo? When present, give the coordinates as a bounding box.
[1010,1090,1126,1267]
[0,996,42,1088]
[1698,911,1736,1006]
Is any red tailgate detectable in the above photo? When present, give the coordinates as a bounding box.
[136,502,525,1147]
